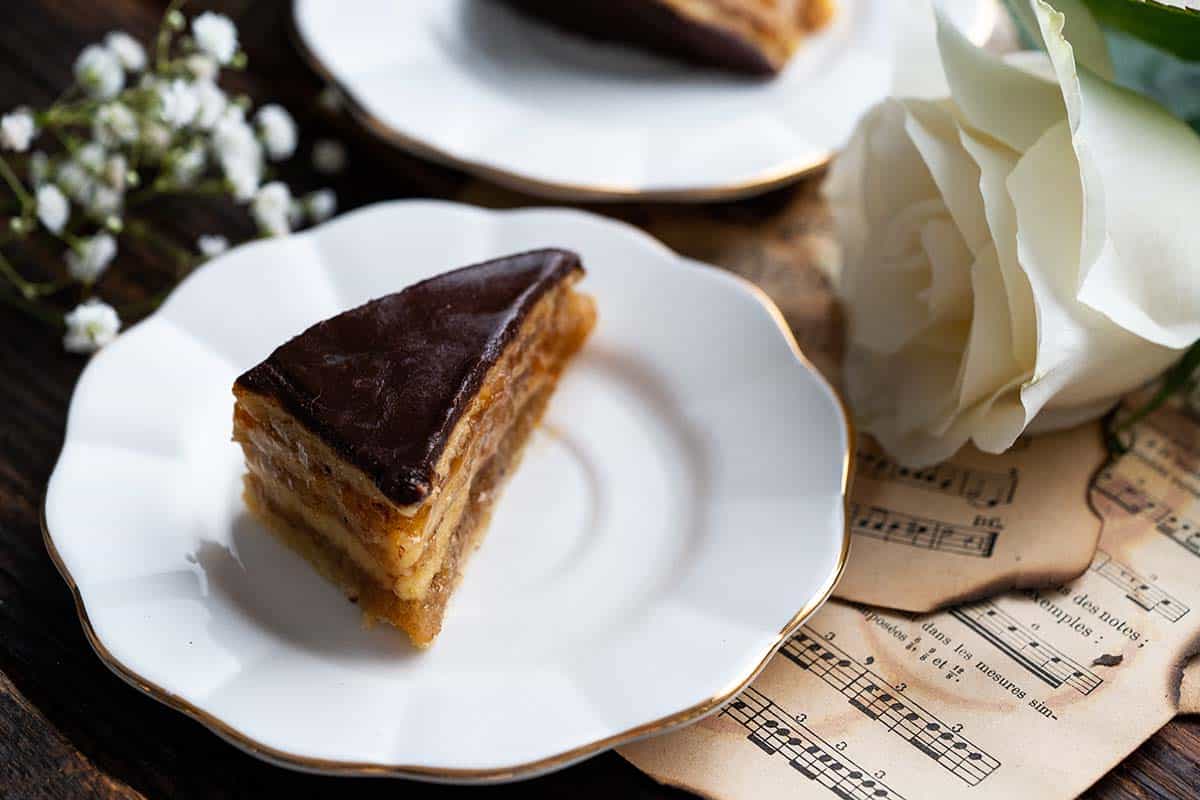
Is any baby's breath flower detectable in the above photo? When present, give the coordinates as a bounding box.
[192,12,238,66]
[65,233,117,283]
[303,189,337,224]
[36,184,69,233]
[158,79,199,129]
[251,181,291,236]
[28,151,49,186]
[185,53,218,82]
[316,86,342,113]
[55,161,91,200]
[197,234,228,257]
[254,104,296,161]
[224,159,259,201]
[212,110,262,200]
[287,197,304,228]
[93,103,139,147]
[168,143,206,186]
[312,139,346,175]
[192,80,228,130]
[104,31,146,72]
[103,154,128,190]
[63,299,120,353]
[140,120,172,160]
[86,184,123,220]
[0,109,36,152]
[74,44,124,100]
[75,142,106,174]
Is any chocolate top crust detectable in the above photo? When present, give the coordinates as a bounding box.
[498,0,779,76]
[236,249,583,506]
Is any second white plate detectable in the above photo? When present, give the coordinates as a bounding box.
[293,0,995,201]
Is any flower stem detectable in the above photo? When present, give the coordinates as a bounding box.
[124,217,197,276]
[157,0,188,71]
[1106,339,1200,455]
[0,249,63,299]
[0,154,32,209]
[0,284,64,328]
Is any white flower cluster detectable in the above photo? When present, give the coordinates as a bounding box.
[0,10,340,355]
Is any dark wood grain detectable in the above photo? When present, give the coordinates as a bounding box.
[0,2,1196,798]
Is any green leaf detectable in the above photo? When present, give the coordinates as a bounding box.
[1082,0,1200,60]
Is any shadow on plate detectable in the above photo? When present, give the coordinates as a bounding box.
[189,514,419,663]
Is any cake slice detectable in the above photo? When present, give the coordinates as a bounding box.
[499,0,836,76]
[232,249,596,647]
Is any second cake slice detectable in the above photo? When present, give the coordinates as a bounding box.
[232,249,596,647]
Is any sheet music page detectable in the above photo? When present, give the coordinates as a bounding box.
[836,426,1106,611]
[622,400,1200,800]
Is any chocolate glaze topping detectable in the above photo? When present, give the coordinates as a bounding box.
[497,0,778,76]
[236,249,583,506]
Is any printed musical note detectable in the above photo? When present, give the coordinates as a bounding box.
[1090,550,1189,623]
[949,601,1102,695]
[781,629,1001,786]
[856,449,1017,509]
[1093,469,1200,559]
[724,688,907,800]
[849,503,998,558]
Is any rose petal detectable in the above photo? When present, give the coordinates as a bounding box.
[1033,0,1200,350]
[901,98,991,253]
[933,8,1064,152]
[1009,120,1178,421]
[958,127,1038,369]
[1008,0,1114,80]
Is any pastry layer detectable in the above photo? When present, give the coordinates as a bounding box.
[243,383,553,647]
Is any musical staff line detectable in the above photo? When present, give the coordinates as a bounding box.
[949,601,1102,695]
[724,688,907,800]
[782,628,1001,786]
[850,503,997,558]
[856,450,1017,509]
[1093,468,1200,559]
[1090,550,1188,623]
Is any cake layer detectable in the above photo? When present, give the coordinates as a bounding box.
[244,382,554,647]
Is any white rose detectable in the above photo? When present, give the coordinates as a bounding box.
[822,0,1200,466]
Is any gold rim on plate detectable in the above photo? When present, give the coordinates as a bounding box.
[287,1,996,203]
[41,273,857,783]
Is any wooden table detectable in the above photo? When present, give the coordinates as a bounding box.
[2,2,1197,797]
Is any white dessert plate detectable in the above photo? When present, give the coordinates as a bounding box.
[291,0,994,201]
[43,201,851,782]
